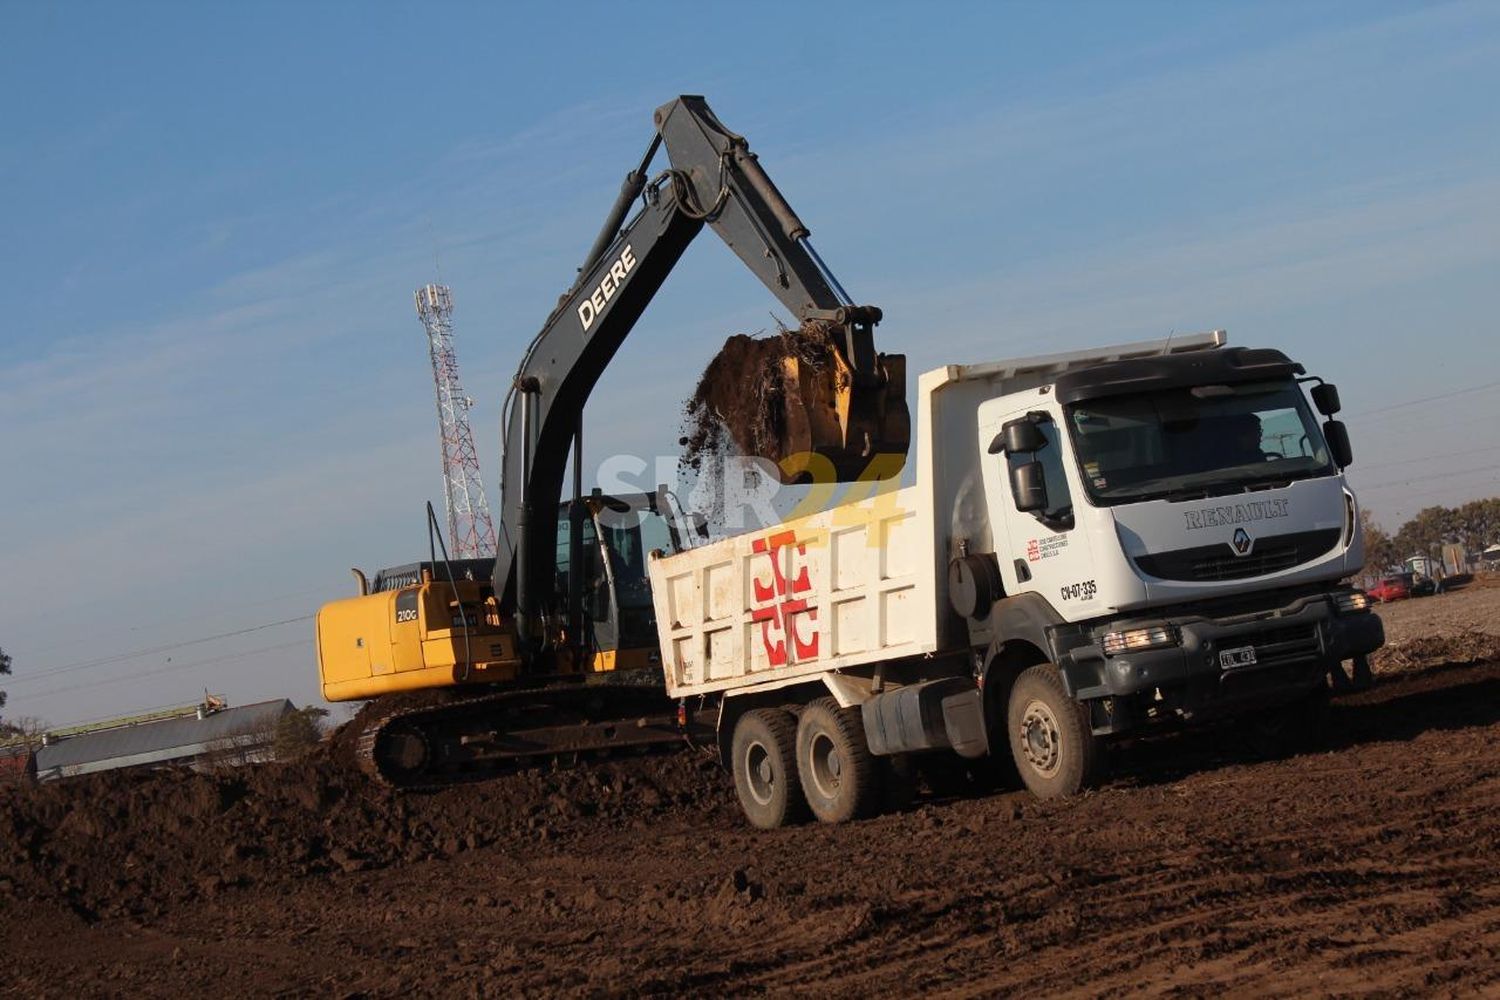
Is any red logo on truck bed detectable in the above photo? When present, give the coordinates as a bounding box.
[751,530,819,667]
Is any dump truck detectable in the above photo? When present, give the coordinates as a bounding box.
[649,332,1386,827]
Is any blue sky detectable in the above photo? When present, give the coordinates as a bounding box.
[2,1,1497,726]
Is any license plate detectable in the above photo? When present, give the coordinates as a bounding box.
[1219,645,1258,669]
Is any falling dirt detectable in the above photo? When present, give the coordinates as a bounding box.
[678,319,844,474]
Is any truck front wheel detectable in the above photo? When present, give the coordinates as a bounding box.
[796,698,880,823]
[1006,664,1103,799]
[731,708,809,829]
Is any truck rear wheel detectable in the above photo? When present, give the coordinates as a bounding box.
[731,708,808,829]
[796,698,880,823]
[1007,664,1102,799]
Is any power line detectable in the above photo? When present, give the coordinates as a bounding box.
[9,614,314,686]
[1355,442,1500,473]
[18,639,309,702]
[1354,462,1500,491]
[1369,482,1500,516]
[1347,379,1500,420]
[11,585,329,658]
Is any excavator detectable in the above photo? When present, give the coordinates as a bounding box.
[315,96,908,786]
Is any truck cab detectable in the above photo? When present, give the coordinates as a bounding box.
[973,345,1382,760]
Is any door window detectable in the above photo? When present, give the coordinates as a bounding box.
[1006,417,1073,528]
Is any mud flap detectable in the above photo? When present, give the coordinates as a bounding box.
[1330,654,1374,693]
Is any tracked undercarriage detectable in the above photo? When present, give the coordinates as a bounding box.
[352,670,716,790]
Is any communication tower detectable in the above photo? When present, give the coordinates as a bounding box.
[415,283,496,559]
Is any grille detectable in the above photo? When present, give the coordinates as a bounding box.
[1241,624,1321,666]
[1134,528,1342,582]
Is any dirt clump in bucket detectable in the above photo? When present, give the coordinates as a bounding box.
[679,320,846,475]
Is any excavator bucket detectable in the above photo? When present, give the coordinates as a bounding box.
[774,350,910,483]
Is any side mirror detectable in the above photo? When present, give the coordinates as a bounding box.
[1311,383,1341,416]
[992,416,1048,455]
[1010,460,1048,513]
[1323,419,1353,468]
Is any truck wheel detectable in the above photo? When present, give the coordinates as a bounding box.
[796,698,880,823]
[1007,664,1103,799]
[731,709,809,829]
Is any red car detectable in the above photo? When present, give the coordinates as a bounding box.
[1368,576,1410,603]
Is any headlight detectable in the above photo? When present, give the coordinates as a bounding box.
[1334,591,1371,613]
[1102,626,1178,656]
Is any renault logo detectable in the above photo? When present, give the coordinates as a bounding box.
[1232,527,1253,556]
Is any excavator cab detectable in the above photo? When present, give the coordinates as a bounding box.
[554,490,693,674]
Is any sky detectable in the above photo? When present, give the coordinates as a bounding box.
[1,1,1497,727]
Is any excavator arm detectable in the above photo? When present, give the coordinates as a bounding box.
[493,95,908,632]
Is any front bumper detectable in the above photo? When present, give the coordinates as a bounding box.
[1057,591,1384,730]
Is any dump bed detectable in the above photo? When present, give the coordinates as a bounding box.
[649,331,1228,700]
[649,484,940,698]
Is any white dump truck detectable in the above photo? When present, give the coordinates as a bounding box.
[648,332,1385,827]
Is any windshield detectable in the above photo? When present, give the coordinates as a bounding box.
[1065,379,1334,504]
[598,508,677,608]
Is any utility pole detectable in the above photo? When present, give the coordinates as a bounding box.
[415,284,496,559]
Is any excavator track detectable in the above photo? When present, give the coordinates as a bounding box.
[352,672,715,791]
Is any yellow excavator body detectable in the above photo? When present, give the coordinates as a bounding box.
[316,574,523,702]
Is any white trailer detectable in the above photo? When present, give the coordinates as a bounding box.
[650,333,1385,827]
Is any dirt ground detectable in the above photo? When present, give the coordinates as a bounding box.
[4,587,1500,998]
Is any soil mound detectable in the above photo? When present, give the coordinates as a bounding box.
[679,320,844,473]
[1371,629,1500,675]
[0,744,727,923]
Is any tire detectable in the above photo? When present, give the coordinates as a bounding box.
[795,698,880,823]
[1006,663,1103,799]
[731,708,809,829]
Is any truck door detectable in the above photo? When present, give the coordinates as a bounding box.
[985,407,1098,614]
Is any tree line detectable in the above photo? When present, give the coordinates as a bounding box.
[1360,496,1500,578]
[0,645,11,738]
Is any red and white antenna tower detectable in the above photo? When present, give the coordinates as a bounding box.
[415,283,496,559]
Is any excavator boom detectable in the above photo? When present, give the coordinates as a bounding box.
[495,95,908,628]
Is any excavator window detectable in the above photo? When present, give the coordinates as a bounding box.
[598,508,675,610]
[554,517,600,608]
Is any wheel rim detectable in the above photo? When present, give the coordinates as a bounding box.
[1019,699,1062,777]
[808,730,843,801]
[744,739,777,806]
